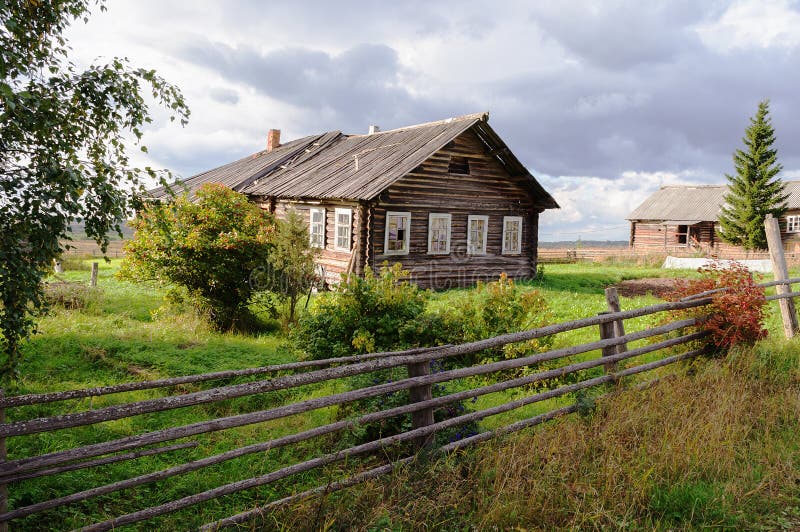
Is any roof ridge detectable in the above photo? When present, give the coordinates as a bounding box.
[660,179,800,191]
[660,184,725,189]
[347,111,489,137]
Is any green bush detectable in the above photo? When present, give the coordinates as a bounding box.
[119,184,276,331]
[434,274,559,388]
[292,263,437,359]
[294,263,477,447]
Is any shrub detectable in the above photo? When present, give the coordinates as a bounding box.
[292,263,434,359]
[261,209,319,323]
[294,263,477,447]
[119,184,276,331]
[665,261,767,350]
[435,274,557,385]
[42,282,97,310]
[336,365,480,451]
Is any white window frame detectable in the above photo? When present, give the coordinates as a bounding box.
[788,215,800,233]
[427,213,452,255]
[502,216,523,255]
[309,207,326,248]
[334,208,352,251]
[384,211,411,256]
[467,215,489,255]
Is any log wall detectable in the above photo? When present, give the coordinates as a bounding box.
[632,213,800,257]
[369,129,546,289]
[262,199,364,285]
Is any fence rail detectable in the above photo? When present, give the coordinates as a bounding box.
[0,278,796,530]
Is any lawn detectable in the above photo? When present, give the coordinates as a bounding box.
[4,258,795,529]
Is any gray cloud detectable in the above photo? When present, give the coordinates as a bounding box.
[88,0,800,240]
[175,40,467,134]
[208,87,239,104]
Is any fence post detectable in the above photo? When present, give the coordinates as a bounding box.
[598,312,618,375]
[604,287,628,355]
[764,214,798,338]
[0,388,7,532]
[407,361,435,450]
[90,262,99,288]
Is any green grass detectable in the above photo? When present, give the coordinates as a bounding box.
[271,341,800,530]
[6,258,798,530]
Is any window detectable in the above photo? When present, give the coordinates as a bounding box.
[309,208,325,248]
[502,216,522,254]
[677,224,688,245]
[384,211,411,255]
[467,215,488,255]
[448,156,469,174]
[428,213,451,254]
[334,208,352,251]
[788,215,800,233]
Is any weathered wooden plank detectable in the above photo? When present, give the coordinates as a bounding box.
[0,317,702,487]
[0,345,448,409]
[605,287,627,355]
[205,342,709,531]
[765,214,798,338]
[3,442,198,484]
[0,309,706,440]
[76,338,703,532]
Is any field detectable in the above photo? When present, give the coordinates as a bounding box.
[5,259,800,530]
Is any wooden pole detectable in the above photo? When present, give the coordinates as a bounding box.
[407,362,435,449]
[0,389,7,532]
[764,214,798,338]
[597,312,618,374]
[605,287,628,355]
[90,262,99,287]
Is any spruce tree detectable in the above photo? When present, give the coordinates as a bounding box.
[718,99,788,250]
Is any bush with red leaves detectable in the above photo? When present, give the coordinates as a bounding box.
[666,262,767,350]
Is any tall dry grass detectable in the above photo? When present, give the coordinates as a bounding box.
[268,342,800,530]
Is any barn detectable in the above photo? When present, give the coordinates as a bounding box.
[150,112,558,288]
[627,182,800,255]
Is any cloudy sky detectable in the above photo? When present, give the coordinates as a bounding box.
[66,0,800,241]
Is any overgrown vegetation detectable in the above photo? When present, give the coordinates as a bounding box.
[120,184,276,331]
[270,342,800,530]
[262,209,319,322]
[121,187,319,331]
[292,263,431,358]
[666,261,767,350]
[5,259,798,529]
[293,266,554,363]
[0,0,189,380]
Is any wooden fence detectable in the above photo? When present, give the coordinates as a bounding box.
[0,281,798,530]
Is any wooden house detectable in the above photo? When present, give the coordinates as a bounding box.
[150,113,558,288]
[627,182,800,255]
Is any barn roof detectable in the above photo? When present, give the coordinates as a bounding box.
[627,182,800,222]
[149,112,558,209]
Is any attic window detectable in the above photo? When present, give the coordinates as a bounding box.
[448,156,469,175]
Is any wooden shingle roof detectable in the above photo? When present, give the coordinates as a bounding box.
[147,133,340,200]
[150,112,557,209]
[628,181,800,222]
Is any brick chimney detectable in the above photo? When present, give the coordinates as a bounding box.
[266,129,281,152]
